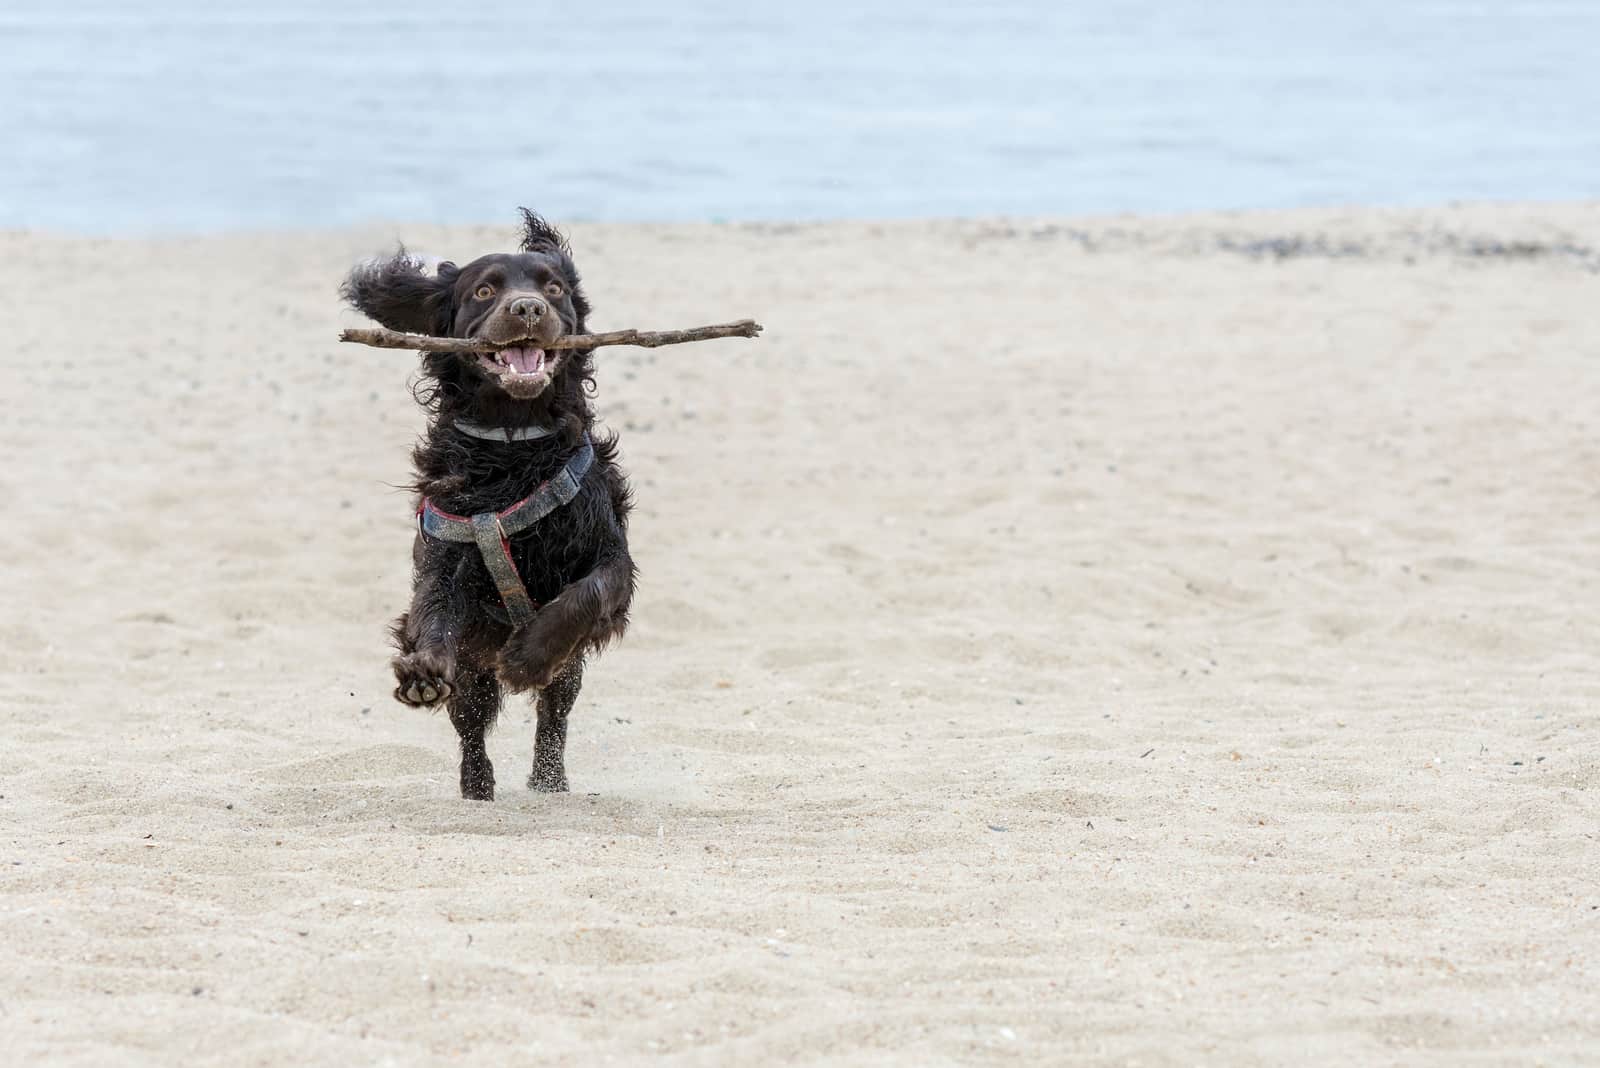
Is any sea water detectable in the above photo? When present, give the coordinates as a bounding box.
[1,0,1595,232]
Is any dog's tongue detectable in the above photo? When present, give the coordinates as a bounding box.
[503,346,545,375]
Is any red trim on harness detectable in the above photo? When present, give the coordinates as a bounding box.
[495,532,536,608]
[422,478,553,525]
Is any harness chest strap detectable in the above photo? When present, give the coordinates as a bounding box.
[467,513,540,626]
[416,436,595,627]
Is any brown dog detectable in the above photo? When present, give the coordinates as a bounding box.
[342,211,635,800]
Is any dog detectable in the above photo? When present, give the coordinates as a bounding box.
[341,210,635,800]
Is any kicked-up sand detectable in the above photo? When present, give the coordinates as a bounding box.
[1,203,1597,1065]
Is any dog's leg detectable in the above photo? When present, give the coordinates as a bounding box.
[392,547,468,708]
[447,664,500,801]
[497,550,634,693]
[529,658,583,793]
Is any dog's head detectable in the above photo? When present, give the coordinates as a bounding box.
[342,210,591,401]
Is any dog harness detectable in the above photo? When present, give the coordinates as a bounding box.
[417,433,594,627]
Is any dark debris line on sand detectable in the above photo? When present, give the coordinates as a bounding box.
[960,223,1600,271]
[1212,233,1600,268]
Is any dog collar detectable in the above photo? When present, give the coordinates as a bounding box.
[452,419,557,442]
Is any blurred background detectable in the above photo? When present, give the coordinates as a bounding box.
[2,0,1596,232]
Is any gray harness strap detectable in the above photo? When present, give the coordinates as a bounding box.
[418,436,595,627]
[469,513,537,624]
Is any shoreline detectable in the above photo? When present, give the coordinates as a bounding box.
[3,196,1597,252]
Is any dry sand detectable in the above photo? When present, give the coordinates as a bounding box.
[2,204,1598,1065]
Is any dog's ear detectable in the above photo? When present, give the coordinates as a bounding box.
[341,248,457,335]
[517,208,590,332]
[518,208,570,257]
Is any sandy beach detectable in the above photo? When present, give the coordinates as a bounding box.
[2,203,1598,1065]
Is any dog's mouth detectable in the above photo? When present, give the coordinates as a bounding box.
[474,343,562,398]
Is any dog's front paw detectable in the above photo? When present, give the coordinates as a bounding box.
[392,650,456,707]
[497,616,581,693]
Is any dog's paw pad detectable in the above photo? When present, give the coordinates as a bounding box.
[392,654,455,708]
[398,679,452,705]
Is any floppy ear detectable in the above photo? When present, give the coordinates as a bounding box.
[341,248,458,335]
[517,208,591,332]
[518,208,570,257]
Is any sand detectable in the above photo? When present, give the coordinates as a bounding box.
[2,204,1598,1066]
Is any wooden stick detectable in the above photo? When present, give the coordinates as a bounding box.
[339,319,762,353]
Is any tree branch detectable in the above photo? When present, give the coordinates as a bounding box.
[339,319,763,353]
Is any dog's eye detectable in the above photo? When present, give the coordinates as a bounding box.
[474,284,495,300]
[544,281,565,298]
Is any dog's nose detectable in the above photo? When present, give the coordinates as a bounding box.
[509,296,548,320]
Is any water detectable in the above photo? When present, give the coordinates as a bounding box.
[2,0,1596,233]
